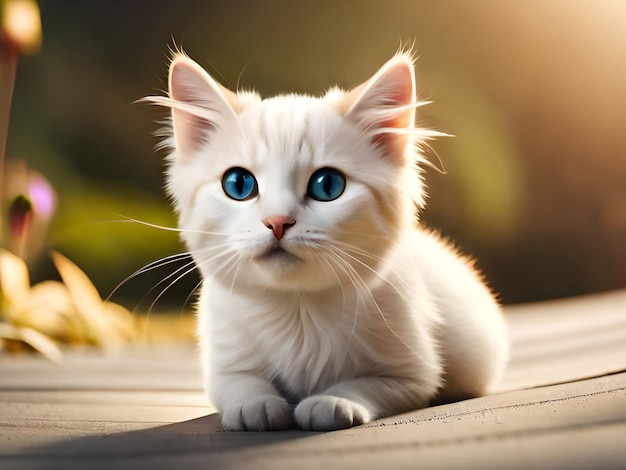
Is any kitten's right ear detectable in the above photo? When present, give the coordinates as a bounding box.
[168,55,241,159]
[141,54,241,161]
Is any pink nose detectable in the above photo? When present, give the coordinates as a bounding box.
[262,215,296,240]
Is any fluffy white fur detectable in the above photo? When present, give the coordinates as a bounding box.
[143,51,508,431]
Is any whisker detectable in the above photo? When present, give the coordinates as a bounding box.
[138,256,201,313]
[106,252,193,301]
[332,240,387,264]
[229,253,244,296]
[308,242,346,307]
[192,247,240,290]
[181,278,204,316]
[109,240,230,305]
[322,250,363,354]
[325,246,417,355]
[331,241,413,299]
[140,243,236,317]
[220,251,242,280]
[112,214,228,237]
[147,259,203,315]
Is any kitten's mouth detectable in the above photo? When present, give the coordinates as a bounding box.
[256,246,302,263]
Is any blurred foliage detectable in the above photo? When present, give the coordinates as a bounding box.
[0,0,140,359]
[0,249,135,362]
[3,0,626,306]
[48,178,184,303]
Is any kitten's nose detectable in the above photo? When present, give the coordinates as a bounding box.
[262,215,296,240]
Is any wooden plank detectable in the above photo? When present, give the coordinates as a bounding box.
[500,289,626,391]
[0,290,625,469]
[0,343,202,392]
[1,373,623,469]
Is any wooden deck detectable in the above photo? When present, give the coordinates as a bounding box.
[1,290,625,469]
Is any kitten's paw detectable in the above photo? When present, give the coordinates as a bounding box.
[295,395,371,431]
[221,395,294,431]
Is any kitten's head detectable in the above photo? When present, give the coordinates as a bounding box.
[144,51,437,293]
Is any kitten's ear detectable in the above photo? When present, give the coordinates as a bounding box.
[341,54,416,164]
[167,54,240,160]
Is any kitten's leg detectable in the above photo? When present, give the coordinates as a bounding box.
[435,310,508,404]
[295,376,436,431]
[212,373,294,431]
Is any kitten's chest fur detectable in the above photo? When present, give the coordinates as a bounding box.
[201,277,430,401]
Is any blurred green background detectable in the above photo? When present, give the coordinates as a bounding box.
[5,0,626,307]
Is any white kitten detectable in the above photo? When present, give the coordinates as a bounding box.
[143,51,508,431]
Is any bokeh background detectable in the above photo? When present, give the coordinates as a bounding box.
[5,0,626,308]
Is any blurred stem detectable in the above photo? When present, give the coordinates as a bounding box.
[0,42,18,241]
[9,194,32,258]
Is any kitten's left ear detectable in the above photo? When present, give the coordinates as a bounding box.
[341,54,416,164]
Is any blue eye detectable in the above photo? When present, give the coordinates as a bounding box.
[222,167,258,201]
[307,168,346,202]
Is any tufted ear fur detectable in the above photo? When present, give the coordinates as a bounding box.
[168,54,242,160]
[141,54,241,162]
[340,54,416,164]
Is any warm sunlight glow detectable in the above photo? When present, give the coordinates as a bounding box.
[2,0,41,54]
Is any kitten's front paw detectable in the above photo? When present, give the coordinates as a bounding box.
[221,395,294,431]
[295,395,371,431]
